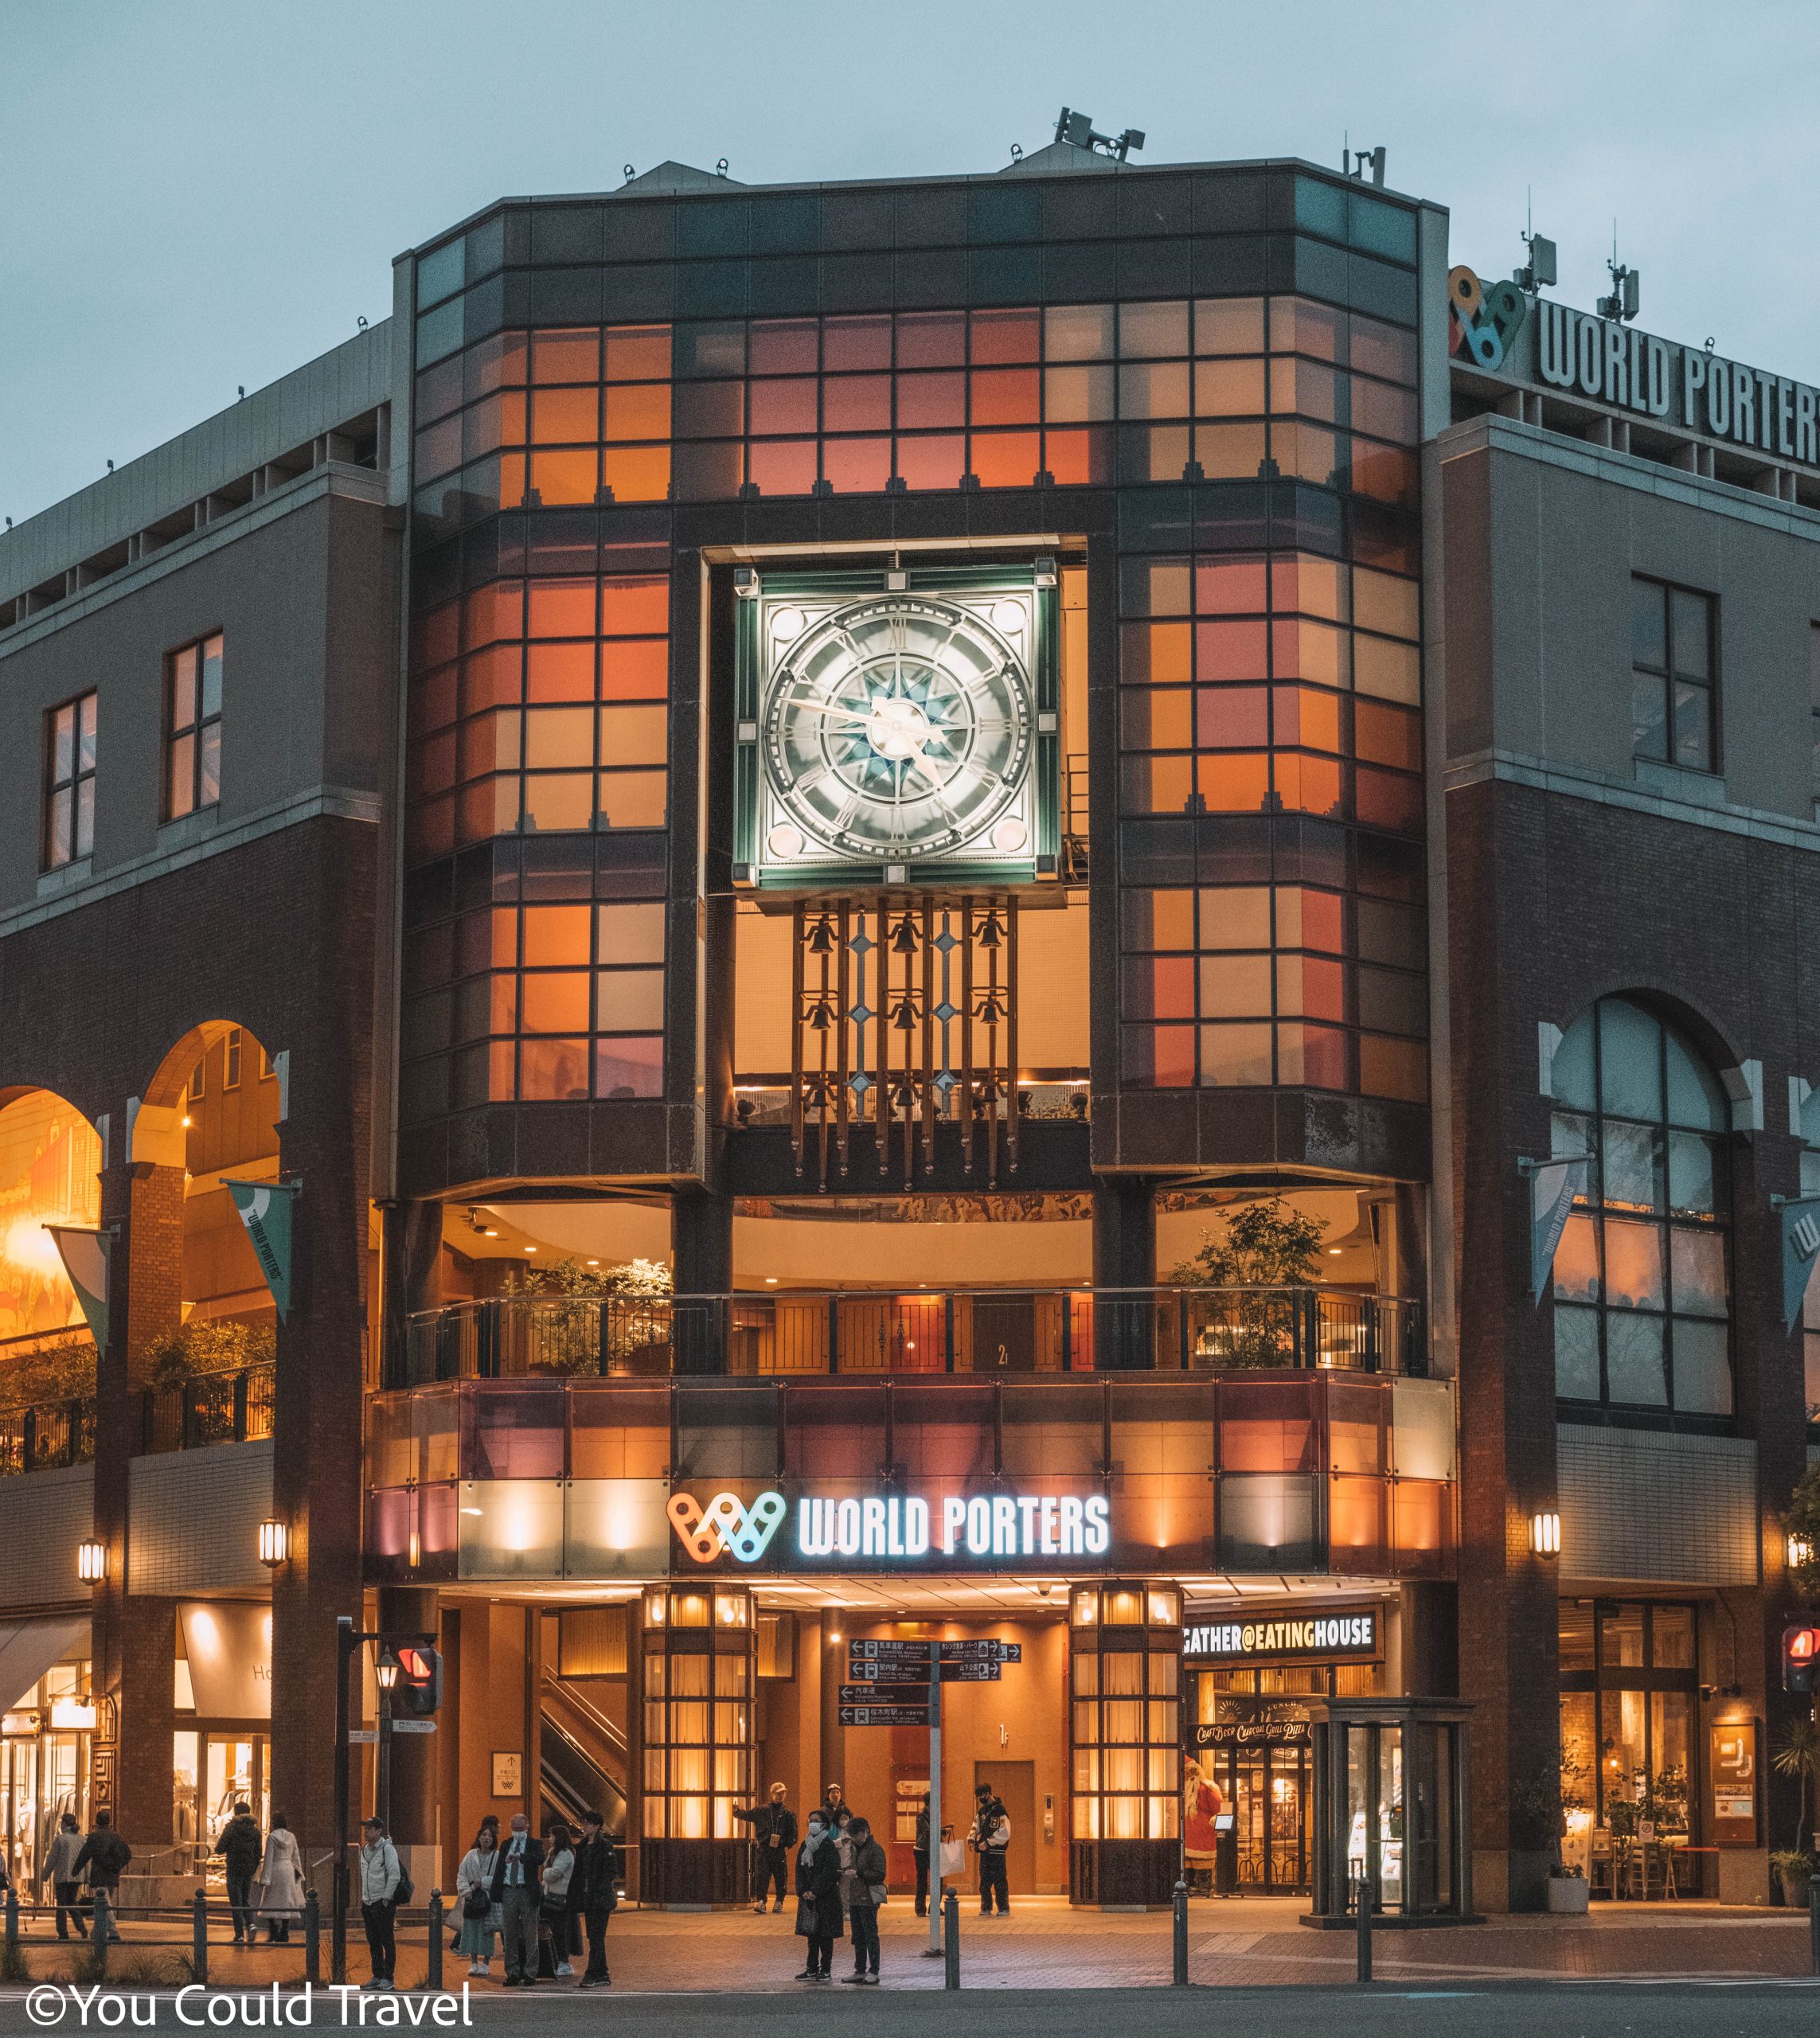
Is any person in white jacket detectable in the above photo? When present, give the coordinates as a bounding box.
[357,1818,402,1990]
[41,1814,86,1941]
[256,1814,306,1944]
[454,1827,502,1977]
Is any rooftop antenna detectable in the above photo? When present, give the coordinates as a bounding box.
[1596,220,1640,321]
[1513,189,1556,294]
[1053,107,1144,160]
[1345,136,1386,186]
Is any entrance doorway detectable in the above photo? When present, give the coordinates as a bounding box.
[174,1732,270,1880]
[974,1760,1034,1903]
[1226,1739,1310,1892]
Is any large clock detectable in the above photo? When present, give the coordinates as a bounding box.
[733,566,1060,889]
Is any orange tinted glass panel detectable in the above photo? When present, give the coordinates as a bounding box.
[604,326,671,381]
[1193,359,1266,415]
[1194,753,1270,811]
[1274,753,1344,817]
[1121,755,1193,814]
[1276,887,1345,954]
[532,386,599,443]
[1355,700,1421,771]
[822,316,892,372]
[602,446,670,501]
[525,642,594,702]
[1195,619,1268,680]
[1194,299,1265,353]
[896,311,965,368]
[1278,1021,1349,1090]
[412,603,459,670]
[822,376,891,432]
[1354,767,1423,834]
[519,1037,591,1099]
[1271,553,1348,621]
[822,436,892,494]
[522,904,592,966]
[1195,687,1268,749]
[602,638,669,699]
[596,770,667,828]
[1121,688,1193,751]
[532,329,600,384]
[463,643,521,713]
[1124,889,1194,950]
[524,705,594,770]
[1193,557,1267,615]
[748,320,818,374]
[747,439,817,494]
[1359,1034,1428,1103]
[529,449,597,504]
[1124,957,1196,1021]
[970,309,1040,363]
[1276,954,1346,1021]
[1193,421,1267,479]
[894,434,963,490]
[604,383,671,441]
[521,972,591,1033]
[971,430,1041,488]
[600,576,669,635]
[1273,685,1343,753]
[1120,622,1192,685]
[1272,619,1349,689]
[971,368,1040,427]
[528,580,596,638]
[748,378,818,435]
[896,372,965,430]
[521,773,593,832]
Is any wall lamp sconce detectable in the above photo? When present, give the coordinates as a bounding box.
[257,1518,290,1568]
[76,1540,107,1584]
[1530,1511,1561,1559]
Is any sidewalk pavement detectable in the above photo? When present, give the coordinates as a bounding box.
[6,1894,1813,1991]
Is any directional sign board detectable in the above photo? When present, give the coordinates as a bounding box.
[840,1685,938,1709]
[847,1638,1023,1663]
[847,1659,1003,1684]
[839,1704,935,1728]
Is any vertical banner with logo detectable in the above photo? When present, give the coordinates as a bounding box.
[1780,1198,1820,1333]
[45,1226,111,1352]
[1526,1157,1589,1304]
[225,1179,299,1322]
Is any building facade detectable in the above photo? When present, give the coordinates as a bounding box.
[0,135,1810,1916]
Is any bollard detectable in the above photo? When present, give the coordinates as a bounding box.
[1810,1874,1820,1977]
[425,1892,443,1992]
[1172,1876,1189,1985]
[5,1888,18,1954]
[92,1891,111,1976]
[943,1888,959,1991]
[192,1888,209,1987]
[1353,1873,1372,1985]
[303,1890,321,1986]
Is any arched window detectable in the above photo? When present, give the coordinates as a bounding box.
[1550,997,1731,1416]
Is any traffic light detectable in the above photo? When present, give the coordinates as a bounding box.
[395,1643,442,1716]
[1783,1625,1817,1697]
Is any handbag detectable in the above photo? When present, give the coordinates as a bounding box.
[868,1883,888,1907]
[795,1892,818,1935]
[463,1888,492,1920]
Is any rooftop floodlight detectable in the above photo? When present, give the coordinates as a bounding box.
[1054,107,1144,159]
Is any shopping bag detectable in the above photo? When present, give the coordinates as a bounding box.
[939,1838,965,1877]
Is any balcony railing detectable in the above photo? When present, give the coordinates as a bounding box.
[140,1364,276,1454]
[0,1398,96,1478]
[396,1286,1425,1388]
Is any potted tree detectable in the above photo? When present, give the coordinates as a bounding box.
[1170,1197,1329,1368]
[1510,1759,1591,1915]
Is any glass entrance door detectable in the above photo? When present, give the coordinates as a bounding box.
[1225,1745,1310,1892]
[174,1732,270,1880]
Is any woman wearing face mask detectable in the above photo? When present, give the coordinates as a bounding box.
[455,1823,502,1978]
[793,1810,844,1982]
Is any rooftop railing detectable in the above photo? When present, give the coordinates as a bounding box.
[0,1397,96,1478]
[396,1286,1425,1388]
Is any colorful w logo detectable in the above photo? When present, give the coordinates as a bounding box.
[667,1490,787,1564]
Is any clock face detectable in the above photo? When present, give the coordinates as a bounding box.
[760,593,1035,863]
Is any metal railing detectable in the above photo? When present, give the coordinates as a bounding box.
[398,1286,1425,1385]
[141,1364,276,1453]
[0,1397,96,1477]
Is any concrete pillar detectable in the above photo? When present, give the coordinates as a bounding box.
[671,1190,732,1374]
[381,1199,444,1384]
[1092,1177,1155,1369]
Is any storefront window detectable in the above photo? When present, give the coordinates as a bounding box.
[2,1654,92,1892]
[1069,1581,1181,1845]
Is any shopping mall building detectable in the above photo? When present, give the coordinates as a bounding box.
[2,126,1816,1919]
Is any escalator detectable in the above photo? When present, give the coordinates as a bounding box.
[539,1672,628,1838]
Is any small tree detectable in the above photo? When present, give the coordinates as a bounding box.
[1784,1463,1820,1598]
[1170,1198,1328,1368]
[1772,1720,1820,1853]
[504,1255,673,1373]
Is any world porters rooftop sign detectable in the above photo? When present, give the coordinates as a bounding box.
[1451,264,1820,470]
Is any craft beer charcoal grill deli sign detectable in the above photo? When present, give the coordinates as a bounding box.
[1183,1610,1379,1661]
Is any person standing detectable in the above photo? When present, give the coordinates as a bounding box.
[489,1813,544,1987]
[454,1825,501,1978]
[971,1783,1010,1916]
[71,1812,130,1942]
[821,1783,846,1828]
[537,1823,576,1978]
[912,1794,931,1918]
[256,1813,305,1943]
[1181,1759,1224,1897]
[357,1817,401,1989]
[571,1810,619,1989]
[734,1782,798,1913]
[41,1814,85,1941]
[839,1814,887,1985]
[214,1799,264,1944]
[792,1810,843,1982]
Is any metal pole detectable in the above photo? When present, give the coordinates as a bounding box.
[1172,1876,1188,1984]
[303,1890,320,1985]
[1810,1873,1820,1977]
[92,1891,110,1974]
[377,1689,393,1836]
[4,1887,18,1954]
[927,1657,943,1957]
[192,1888,208,1986]
[943,1888,959,1990]
[426,1892,443,1992]
[333,1615,353,1985]
[1354,1872,1372,1984]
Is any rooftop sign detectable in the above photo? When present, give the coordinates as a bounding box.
[1451,264,1820,471]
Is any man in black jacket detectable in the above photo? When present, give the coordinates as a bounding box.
[214,1802,264,1943]
[489,1814,545,1986]
[570,1810,619,1989]
[72,1814,131,1943]
[734,1782,798,1913]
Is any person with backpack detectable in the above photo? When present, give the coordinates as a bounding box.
[214,1800,264,1943]
[357,1816,403,1989]
[838,1814,888,1985]
[571,1810,619,1989]
[72,1812,131,1942]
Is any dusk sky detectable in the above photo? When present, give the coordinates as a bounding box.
[6,0,1818,523]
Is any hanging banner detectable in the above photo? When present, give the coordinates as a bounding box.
[224,1179,299,1322]
[1528,1158,1589,1305]
[45,1226,111,1353]
[1781,1198,1820,1333]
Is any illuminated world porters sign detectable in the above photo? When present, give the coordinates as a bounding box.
[1451,263,1820,470]
[668,1487,1111,1568]
[1183,1609,1379,1661]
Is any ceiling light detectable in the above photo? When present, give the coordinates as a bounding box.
[525,1246,537,1254]
[1327,1247,1343,1255]
[765,1276,778,1284]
